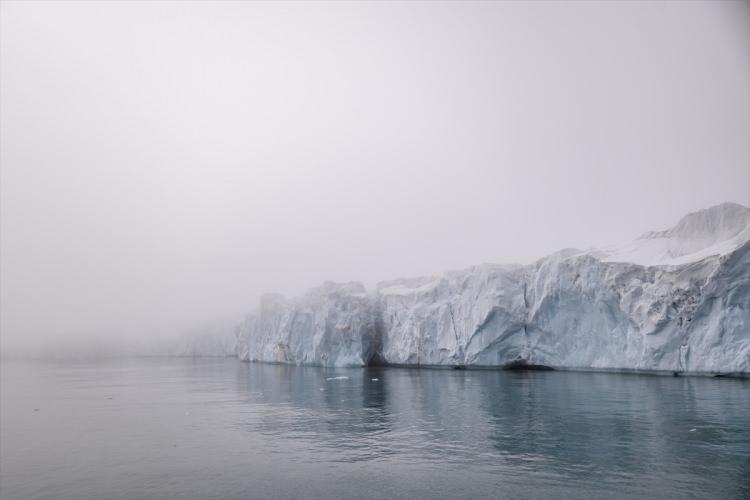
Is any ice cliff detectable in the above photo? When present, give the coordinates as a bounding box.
[235,282,379,366]
[234,203,750,373]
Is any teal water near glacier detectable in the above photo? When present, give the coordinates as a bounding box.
[1,358,748,499]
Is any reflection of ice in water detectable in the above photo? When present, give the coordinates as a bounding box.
[3,359,748,500]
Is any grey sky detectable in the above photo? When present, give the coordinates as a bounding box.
[1,0,748,353]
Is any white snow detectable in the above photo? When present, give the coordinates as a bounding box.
[377,278,442,296]
[600,202,750,266]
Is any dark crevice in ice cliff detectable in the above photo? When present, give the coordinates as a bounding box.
[447,304,464,366]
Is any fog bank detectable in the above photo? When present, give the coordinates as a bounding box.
[1,1,748,356]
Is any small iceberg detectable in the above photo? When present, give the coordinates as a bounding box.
[371,378,379,381]
[326,376,349,381]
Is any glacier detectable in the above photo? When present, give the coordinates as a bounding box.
[235,282,379,367]
[230,203,749,374]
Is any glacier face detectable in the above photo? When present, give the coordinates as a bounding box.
[235,282,378,367]
[233,203,750,373]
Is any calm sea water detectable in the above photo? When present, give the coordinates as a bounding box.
[1,358,748,500]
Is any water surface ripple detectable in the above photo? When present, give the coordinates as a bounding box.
[1,358,748,499]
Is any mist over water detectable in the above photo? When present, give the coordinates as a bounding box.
[2,1,749,356]
[2,358,748,499]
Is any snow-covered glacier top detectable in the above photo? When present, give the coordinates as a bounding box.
[228,203,750,374]
[599,202,750,266]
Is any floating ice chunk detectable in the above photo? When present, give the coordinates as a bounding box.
[326,376,349,381]
[371,378,379,381]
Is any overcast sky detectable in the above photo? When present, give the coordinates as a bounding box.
[1,0,748,353]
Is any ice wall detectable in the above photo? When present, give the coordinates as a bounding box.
[234,204,750,373]
[235,282,378,367]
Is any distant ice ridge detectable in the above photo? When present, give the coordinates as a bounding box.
[232,203,750,373]
[169,324,237,357]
